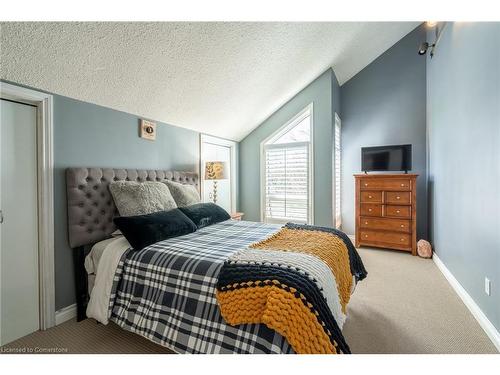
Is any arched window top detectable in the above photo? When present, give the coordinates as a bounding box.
[265,105,311,145]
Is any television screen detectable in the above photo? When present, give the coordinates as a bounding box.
[361,144,412,172]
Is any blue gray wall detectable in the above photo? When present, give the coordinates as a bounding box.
[52,95,199,309]
[340,25,428,239]
[427,22,500,331]
[239,69,339,227]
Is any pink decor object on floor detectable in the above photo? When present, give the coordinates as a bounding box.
[417,239,433,258]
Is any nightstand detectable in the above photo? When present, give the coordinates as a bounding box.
[231,212,244,221]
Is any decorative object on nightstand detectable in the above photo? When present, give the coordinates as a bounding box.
[354,173,418,255]
[231,212,244,221]
[204,161,228,204]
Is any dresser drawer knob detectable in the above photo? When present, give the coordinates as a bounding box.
[401,183,405,187]
[369,195,372,199]
[368,208,372,212]
[400,224,404,228]
[364,183,368,187]
[400,238,405,241]
[364,235,368,238]
[396,210,400,213]
[396,196,401,200]
[365,221,368,225]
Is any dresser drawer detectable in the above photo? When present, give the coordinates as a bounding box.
[385,205,411,218]
[360,191,382,203]
[359,230,411,247]
[359,178,411,191]
[385,191,411,204]
[360,204,382,217]
[360,217,411,233]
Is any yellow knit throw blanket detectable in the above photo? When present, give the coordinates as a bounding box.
[251,228,353,311]
[216,228,353,354]
[217,283,337,353]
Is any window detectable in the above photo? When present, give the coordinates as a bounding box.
[334,113,342,229]
[261,105,313,224]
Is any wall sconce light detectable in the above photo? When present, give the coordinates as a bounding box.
[418,22,447,58]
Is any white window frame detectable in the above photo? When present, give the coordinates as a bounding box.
[334,113,342,229]
[260,103,314,224]
[199,134,237,213]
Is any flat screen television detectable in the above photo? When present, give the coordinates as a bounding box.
[361,144,412,173]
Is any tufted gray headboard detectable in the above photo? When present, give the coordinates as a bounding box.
[66,167,199,248]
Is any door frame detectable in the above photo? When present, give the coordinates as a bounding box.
[199,134,237,213]
[0,82,55,331]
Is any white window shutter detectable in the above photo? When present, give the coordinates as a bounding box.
[264,142,309,224]
[334,115,342,229]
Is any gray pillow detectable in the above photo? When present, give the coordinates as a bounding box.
[163,180,201,207]
[109,181,177,217]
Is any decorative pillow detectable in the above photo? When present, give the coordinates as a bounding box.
[179,203,230,229]
[113,209,197,250]
[163,180,200,207]
[109,181,177,217]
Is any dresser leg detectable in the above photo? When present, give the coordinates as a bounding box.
[411,242,417,256]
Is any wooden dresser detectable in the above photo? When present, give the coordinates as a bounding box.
[354,174,418,255]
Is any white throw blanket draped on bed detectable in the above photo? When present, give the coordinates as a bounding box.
[86,236,130,324]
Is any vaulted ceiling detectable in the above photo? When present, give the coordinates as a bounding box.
[0,22,419,140]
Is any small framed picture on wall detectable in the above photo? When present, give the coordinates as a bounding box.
[140,119,156,141]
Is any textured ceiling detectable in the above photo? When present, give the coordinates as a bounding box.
[0,22,419,140]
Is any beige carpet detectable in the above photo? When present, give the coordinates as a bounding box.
[1,319,173,354]
[1,248,497,354]
[343,248,497,354]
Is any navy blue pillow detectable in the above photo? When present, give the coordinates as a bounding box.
[178,203,230,229]
[114,209,197,250]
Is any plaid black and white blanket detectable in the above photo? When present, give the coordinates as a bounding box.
[109,220,294,354]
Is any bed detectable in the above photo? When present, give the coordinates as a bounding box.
[66,167,366,354]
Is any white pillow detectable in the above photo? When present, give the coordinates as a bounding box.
[163,180,200,207]
[109,181,177,217]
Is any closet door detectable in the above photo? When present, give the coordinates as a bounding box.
[0,99,39,345]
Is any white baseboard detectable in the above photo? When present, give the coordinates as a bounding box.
[55,304,77,325]
[433,253,500,352]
